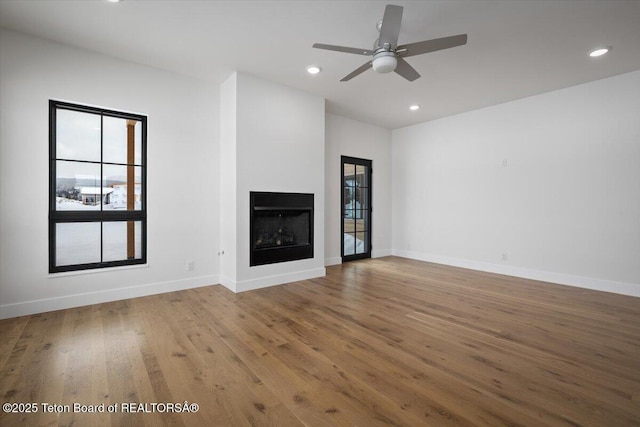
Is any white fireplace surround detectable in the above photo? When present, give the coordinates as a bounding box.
[219,72,326,292]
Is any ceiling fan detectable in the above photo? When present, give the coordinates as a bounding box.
[313,4,467,82]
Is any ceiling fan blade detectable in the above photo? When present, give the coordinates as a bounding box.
[313,43,373,56]
[340,61,372,81]
[394,57,420,81]
[398,34,467,58]
[378,4,403,48]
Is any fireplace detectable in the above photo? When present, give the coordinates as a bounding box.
[250,192,314,266]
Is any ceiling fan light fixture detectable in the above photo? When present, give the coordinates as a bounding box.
[306,65,322,75]
[372,54,397,74]
[589,47,610,57]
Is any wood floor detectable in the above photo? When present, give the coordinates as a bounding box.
[1,257,639,426]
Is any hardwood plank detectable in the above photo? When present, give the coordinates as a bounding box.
[0,310,69,426]
[1,256,639,426]
[0,317,28,371]
[57,305,110,427]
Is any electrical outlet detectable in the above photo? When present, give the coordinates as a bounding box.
[186,260,195,271]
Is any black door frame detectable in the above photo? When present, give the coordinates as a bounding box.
[341,156,372,262]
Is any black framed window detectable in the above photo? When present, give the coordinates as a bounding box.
[49,100,147,273]
[341,156,372,262]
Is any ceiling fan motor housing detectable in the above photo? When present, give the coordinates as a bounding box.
[372,50,397,73]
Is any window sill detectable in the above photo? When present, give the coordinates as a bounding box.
[48,263,149,278]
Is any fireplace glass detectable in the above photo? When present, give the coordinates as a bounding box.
[253,210,310,249]
[250,192,313,266]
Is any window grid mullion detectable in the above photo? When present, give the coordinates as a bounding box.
[100,114,104,263]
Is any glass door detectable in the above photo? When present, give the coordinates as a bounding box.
[341,156,372,261]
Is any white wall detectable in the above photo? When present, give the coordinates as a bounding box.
[392,70,640,296]
[220,72,326,292]
[325,114,392,265]
[0,29,220,319]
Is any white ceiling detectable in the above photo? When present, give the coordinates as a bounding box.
[1,0,639,129]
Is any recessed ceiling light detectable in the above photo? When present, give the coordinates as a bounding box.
[306,65,322,75]
[409,104,420,111]
[589,47,610,57]
[107,0,122,3]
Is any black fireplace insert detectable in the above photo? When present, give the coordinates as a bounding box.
[250,192,314,266]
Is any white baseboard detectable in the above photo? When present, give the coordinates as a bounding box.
[325,257,342,266]
[0,275,219,320]
[372,249,392,258]
[219,274,238,292]
[8,251,634,319]
[392,249,640,298]
[325,249,391,267]
[221,267,326,293]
